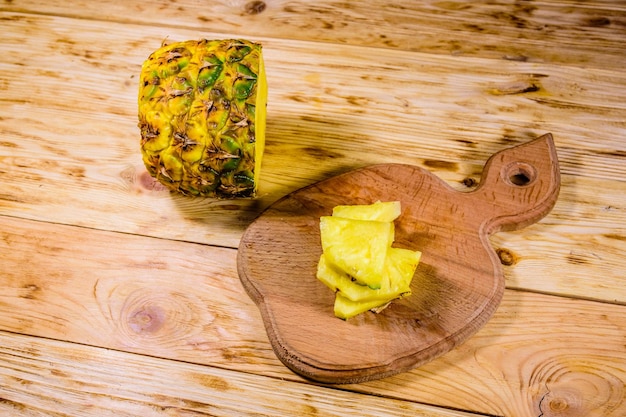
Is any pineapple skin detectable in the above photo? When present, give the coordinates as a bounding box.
[138,39,266,198]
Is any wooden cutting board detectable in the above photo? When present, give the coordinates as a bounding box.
[237,134,560,384]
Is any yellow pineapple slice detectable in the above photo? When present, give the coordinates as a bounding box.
[385,247,421,288]
[317,201,422,319]
[316,248,416,302]
[320,247,421,319]
[332,200,401,222]
[333,293,392,320]
[319,216,394,289]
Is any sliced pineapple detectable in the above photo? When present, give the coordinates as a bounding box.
[320,216,394,289]
[317,201,422,319]
[317,248,418,302]
[332,200,401,222]
[333,293,392,321]
[385,247,422,289]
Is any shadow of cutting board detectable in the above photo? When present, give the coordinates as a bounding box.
[238,134,560,384]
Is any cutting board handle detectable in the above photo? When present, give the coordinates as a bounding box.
[470,133,560,234]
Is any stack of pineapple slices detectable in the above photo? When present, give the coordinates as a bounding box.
[317,201,422,319]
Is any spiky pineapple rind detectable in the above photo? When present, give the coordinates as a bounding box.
[138,39,266,198]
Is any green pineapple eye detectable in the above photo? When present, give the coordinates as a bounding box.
[234,172,254,187]
[234,79,256,100]
[222,157,241,172]
[233,63,257,100]
[227,44,252,62]
[246,103,256,119]
[236,63,257,79]
[177,58,189,70]
[198,56,223,89]
[142,84,159,100]
[220,135,240,153]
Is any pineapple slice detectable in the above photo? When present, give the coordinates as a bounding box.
[384,247,422,290]
[334,293,392,321]
[317,201,422,319]
[332,200,401,222]
[320,216,394,289]
[317,247,419,303]
[138,39,267,198]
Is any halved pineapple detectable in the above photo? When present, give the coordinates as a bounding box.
[317,201,422,319]
[138,39,267,198]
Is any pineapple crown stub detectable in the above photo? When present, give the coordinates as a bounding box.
[138,39,263,198]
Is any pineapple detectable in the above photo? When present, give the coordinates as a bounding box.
[332,200,401,222]
[333,293,393,321]
[317,247,419,303]
[138,39,267,198]
[317,201,422,319]
[320,216,394,289]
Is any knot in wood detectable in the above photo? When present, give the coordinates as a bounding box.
[496,248,517,266]
[245,1,266,15]
[539,388,584,417]
[128,305,166,333]
[117,287,204,343]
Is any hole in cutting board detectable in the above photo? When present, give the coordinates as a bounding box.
[502,161,536,186]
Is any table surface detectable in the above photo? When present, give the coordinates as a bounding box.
[1,1,625,416]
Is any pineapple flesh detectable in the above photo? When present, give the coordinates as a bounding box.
[317,247,419,303]
[320,216,394,289]
[332,200,401,222]
[317,201,422,319]
[138,39,267,198]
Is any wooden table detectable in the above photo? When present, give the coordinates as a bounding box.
[1,1,625,416]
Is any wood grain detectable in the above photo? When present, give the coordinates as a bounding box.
[0,331,480,417]
[4,0,626,70]
[237,135,560,383]
[1,1,625,415]
[1,13,625,298]
[0,216,269,362]
[360,292,626,417]
[0,216,624,416]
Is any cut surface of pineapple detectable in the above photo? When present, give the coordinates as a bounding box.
[317,248,416,303]
[138,39,267,198]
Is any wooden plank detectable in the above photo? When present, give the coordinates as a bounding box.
[3,0,626,70]
[360,293,626,417]
[0,216,270,357]
[1,13,625,250]
[0,331,481,417]
[2,12,625,180]
[1,216,624,416]
[0,13,626,198]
